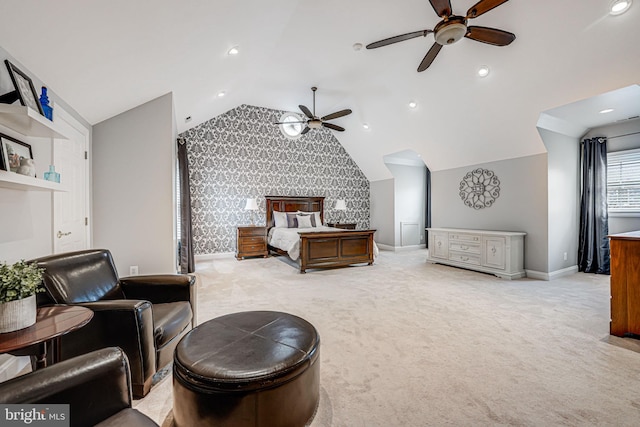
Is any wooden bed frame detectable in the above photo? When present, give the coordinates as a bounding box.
[265,196,376,273]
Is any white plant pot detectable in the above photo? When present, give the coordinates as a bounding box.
[0,294,37,333]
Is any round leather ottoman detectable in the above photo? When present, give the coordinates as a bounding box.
[172,311,320,427]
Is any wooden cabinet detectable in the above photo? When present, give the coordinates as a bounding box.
[0,104,68,192]
[236,226,268,260]
[326,223,356,230]
[426,228,526,279]
[608,231,640,337]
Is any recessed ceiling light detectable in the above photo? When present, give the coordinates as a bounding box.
[217,91,226,98]
[227,46,239,55]
[610,0,632,15]
[599,108,615,114]
[362,123,370,130]
[353,43,363,51]
[478,65,490,77]
[409,101,418,109]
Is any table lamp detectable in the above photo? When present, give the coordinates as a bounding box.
[334,199,346,224]
[245,198,259,225]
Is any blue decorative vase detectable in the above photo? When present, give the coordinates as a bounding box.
[44,165,60,183]
[39,86,53,121]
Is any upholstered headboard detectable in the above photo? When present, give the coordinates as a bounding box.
[265,196,324,228]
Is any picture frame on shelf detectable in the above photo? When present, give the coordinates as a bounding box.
[4,60,44,116]
[0,133,34,173]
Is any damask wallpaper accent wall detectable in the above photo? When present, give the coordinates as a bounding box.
[179,104,370,255]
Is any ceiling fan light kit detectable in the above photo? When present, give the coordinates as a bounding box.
[434,19,467,45]
[273,87,352,135]
[366,0,516,72]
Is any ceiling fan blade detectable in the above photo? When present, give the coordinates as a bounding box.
[273,120,306,125]
[301,126,311,135]
[429,0,452,17]
[321,109,352,121]
[417,42,442,72]
[466,0,509,19]
[466,26,515,46]
[366,30,432,49]
[322,122,345,132]
[299,105,313,118]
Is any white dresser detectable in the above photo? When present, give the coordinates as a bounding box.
[426,228,526,279]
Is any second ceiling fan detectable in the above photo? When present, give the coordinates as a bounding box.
[366,0,516,72]
[275,87,352,135]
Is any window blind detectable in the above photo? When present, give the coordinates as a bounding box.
[607,148,640,212]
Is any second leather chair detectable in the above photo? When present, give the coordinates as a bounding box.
[31,249,197,398]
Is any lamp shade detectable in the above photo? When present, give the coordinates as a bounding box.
[244,198,258,210]
[334,199,347,210]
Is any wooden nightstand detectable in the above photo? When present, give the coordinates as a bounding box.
[326,223,357,230]
[236,226,268,260]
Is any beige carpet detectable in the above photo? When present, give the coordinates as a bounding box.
[134,249,640,426]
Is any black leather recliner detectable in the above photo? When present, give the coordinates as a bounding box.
[0,347,158,426]
[31,249,197,398]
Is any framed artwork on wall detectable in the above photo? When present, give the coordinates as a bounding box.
[0,133,34,173]
[4,60,44,115]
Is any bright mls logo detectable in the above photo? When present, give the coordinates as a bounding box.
[0,405,69,426]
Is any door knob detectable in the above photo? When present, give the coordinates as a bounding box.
[57,231,72,238]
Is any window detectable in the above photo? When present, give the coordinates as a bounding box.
[607,148,640,214]
[278,113,303,139]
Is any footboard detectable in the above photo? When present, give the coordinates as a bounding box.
[298,230,375,273]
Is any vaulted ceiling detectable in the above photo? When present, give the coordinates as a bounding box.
[0,0,638,180]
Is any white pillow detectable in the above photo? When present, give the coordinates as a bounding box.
[297,211,321,227]
[273,211,287,228]
[296,214,313,229]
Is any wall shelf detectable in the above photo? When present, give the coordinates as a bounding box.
[0,104,68,139]
[0,170,68,192]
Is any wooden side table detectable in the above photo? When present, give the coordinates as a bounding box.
[237,226,268,260]
[326,223,357,230]
[0,305,93,370]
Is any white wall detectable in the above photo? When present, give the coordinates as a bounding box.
[386,163,426,247]
[370,178,394,247]
[431,154,549,273]
[92,93,176,275]
[539,128,580,273]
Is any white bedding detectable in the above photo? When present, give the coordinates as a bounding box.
[268,226,378,261]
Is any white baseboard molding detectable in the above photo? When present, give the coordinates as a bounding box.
[195,252,235,262]
[526,265,579,281]
[375,243,426,252]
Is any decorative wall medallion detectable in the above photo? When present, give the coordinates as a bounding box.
[459,168,500,209]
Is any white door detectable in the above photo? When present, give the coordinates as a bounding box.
[53,106,90,253]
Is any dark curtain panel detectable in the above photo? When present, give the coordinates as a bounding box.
[425,166,431,248]
[578,137,610,274]
[177,138,195,273]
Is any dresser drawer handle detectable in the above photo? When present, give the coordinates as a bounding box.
[461,256,469,261]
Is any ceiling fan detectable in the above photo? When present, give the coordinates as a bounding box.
[366,0,516,72]
[275,87,352,135]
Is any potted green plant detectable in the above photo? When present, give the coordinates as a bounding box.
[0,260,44,333]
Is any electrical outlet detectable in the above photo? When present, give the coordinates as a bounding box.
[129,265,139,275]
[563,252,567,261]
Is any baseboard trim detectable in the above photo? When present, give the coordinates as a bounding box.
[375,243,426,252]
[526,265,578,281]
[195,252,235,262]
